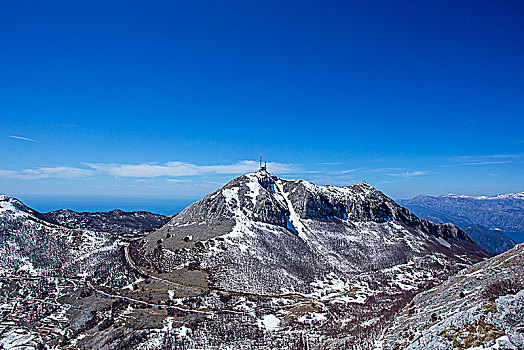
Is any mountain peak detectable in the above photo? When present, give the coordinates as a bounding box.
[359,180,372,188]
[134,172,490,296]
[0,195,34,217]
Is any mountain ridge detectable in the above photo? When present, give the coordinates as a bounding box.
[399,192,524,250]
[441,192,524,200]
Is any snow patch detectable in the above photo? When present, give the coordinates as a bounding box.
[274,180,307,239]
[0,329,39,349]
[177,325,192,337]
[257,314,281,331]
[16,259,38,276]
[435,237,451,248]
[245,176,261,208]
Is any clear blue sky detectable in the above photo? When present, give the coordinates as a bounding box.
[1,0,523,202]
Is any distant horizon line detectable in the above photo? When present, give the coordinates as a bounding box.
[4,188,524,201]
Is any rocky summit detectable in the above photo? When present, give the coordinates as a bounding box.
[0,172,511,350]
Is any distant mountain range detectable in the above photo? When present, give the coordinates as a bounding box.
[40,207,169,238]
[399,192,523,253]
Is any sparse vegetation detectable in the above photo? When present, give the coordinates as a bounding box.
[481,279,524,301]
[438,319,505,349]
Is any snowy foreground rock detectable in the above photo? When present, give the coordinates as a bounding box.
[380,243,524,349]
[0,172,514,349]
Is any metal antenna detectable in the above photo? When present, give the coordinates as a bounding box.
[259,154,267,171]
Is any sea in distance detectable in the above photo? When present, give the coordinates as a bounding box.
[13,194,197,216]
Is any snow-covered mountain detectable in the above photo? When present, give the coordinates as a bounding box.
[0,194,41,218]
[442,192,524,200]
[134,170,489,294]
[112,170,492,348]
[0,195,119,277]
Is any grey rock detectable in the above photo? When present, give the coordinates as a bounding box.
[497,290,524,348]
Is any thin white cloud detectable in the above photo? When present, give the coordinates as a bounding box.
[85,160,298,178]
[0,167,94,180]
[386,171,429,178]
[461,161,512,166]
[307,176,357,187]
[364,167,405,173]
[9,135,37,142]
[455,154,518,160]
[440,154,524,167]
[319,169,361,176]
[337,168,361,174]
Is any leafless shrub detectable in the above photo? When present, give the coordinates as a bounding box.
[481,279,524,301]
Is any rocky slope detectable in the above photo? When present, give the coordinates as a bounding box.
[0,195,119,278]
[462,224,517,255]
[41,207,169,236]
[0,195,168,277]
[0,195,148,348]
[379,243,524,349]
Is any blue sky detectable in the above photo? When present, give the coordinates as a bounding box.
[1,0,523,201]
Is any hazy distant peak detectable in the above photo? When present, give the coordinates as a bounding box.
[441,192,524,200]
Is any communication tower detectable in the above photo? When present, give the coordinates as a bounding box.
[259,154,267,171]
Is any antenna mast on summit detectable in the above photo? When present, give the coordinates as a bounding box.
[259,154,266,171]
